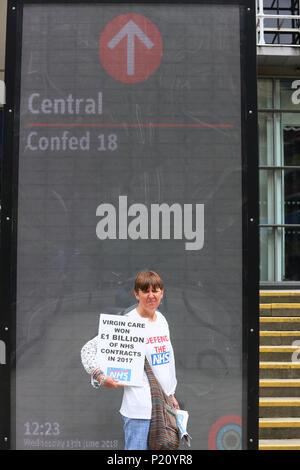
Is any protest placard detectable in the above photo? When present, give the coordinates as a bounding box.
[96,314,147,386]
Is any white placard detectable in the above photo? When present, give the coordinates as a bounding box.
[96,313,147,386]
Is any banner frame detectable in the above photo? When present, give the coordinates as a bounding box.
[0,0,259,450]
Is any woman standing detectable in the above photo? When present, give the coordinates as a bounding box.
[81,270,179,450]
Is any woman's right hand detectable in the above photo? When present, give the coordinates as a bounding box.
[103,376,124,389]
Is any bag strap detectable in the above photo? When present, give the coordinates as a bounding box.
[144,357,170,404]
[144,357,153,377]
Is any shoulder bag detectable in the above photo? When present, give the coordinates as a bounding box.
[144,358,180,450]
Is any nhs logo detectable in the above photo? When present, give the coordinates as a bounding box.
[151,352,170,366]
[107,367,131,382]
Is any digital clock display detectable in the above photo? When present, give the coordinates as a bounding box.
[24,422,60,437]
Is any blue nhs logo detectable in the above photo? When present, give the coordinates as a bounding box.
[151,352,170,366]
[107,367,131,382]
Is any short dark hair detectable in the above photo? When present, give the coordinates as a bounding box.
[134,271,163,293]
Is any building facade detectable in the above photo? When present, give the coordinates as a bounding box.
[257,0,300,286]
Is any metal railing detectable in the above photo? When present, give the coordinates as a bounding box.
[256,0,300,45]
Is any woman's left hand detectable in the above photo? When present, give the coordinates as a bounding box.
[171,395,180,410]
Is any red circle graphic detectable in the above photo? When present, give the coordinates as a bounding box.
[99,14,163,84]
[208,415,242,450]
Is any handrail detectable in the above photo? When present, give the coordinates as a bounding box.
[256,0,300,45]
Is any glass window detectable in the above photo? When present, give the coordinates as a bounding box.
[284,227,300,281]
[260,227,275,282]
[282,114,300,166]
[284,169,300,224]
[258,113,274,166]
[259,170,275,224]
[258,79,273,109]
[259,78,300,282]
[280,80,300,111]
[283,126,300,166]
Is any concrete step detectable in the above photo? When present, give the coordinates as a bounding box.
[260,379,300,397]
[259,418,300,439]
[260,331,300,346]
[260,397,300,417]
[260,345,300,362]
[259,293,300,445]
[260,317,300,331]
[260,291,300,304]
[260,362,300,379]
[259,438,300,450]
[260,304,300,316]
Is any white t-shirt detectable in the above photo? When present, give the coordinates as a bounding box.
[80,308,177,420]
[120,309,177,419]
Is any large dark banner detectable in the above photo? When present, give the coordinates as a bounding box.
[1,0,258,450]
